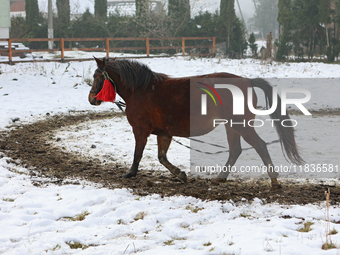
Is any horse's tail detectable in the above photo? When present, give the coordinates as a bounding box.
[250,78,304,165]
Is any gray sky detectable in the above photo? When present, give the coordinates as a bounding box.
[236,0,256,21]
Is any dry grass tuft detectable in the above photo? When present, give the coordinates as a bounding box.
[298,222,314,232]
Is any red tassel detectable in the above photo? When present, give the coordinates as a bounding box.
[95,79,116,103]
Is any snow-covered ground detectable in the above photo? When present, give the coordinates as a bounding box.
[1,55,340,254]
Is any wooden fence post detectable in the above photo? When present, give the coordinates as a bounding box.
[60,38,65,63]
[213,37,216,57]
[182,37,185,56]
[146,38,150,57]
[106,38,110,57]
[8,38,13,65]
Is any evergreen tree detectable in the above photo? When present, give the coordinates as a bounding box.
[277,0,335,61]
[95,0,107,20]
[277,0,293,32]
[220,0,235,49]
[171,0,190,21]
[335,0,340,30]
[56,0,70,37]
[291,0,321,60]
[71,9,107,42]
[168,0,191,35]
[25,0,47,45]
[193,11,220,38]
[230,17,247,58]
[334,0,340,60]
[168,0,190,20]
[319,0,331,32]
[277,0,292,60]
[10,16,29,38]
[319,0,335,61]
[249,32,257,57]
[26,0,39,30]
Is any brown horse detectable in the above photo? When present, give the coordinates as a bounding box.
[89,57,304,189]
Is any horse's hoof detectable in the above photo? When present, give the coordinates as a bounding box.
[211,178,226,185]
[178,172,187,183]
[123,172,136,178]
[271,183,282,189]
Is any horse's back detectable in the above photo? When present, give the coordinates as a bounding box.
[126,72,254,138]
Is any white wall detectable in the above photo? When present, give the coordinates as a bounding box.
[0,0,10,39]
[0,27,9,39]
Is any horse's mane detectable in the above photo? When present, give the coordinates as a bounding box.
[106,58,167,91]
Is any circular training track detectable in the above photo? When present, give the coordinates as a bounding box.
[0,111,339,205]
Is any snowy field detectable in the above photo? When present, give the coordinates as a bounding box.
[1,55,340,254]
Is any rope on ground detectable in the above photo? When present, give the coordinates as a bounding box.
[172,138,280,155]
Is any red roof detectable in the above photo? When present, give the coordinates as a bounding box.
[10,1,25,12]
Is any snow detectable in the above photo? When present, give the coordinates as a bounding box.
[1,54,340,254]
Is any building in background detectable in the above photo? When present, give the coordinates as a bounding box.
[10,0,26,18]
[107,0,162,16]
[0,0,11,38]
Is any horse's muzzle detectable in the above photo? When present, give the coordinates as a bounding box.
[91,97,97,105]
[89,93,100,106]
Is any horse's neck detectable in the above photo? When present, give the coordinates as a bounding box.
[109,71,131,103]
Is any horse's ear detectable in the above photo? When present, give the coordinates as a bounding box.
[94,57,105,70]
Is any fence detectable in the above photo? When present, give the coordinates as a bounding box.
[0,37,216,64]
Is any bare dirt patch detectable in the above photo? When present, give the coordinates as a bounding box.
[0,111,339,204]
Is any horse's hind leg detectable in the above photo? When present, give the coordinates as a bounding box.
[217,126,242,179]
[157,135,187,182]
[237,127,281,189]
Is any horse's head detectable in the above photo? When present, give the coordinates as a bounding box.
[88,57,114,106]
[89,71,104,105]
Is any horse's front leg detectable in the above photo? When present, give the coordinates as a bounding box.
[123,128,149,178]
[157,135,187,182]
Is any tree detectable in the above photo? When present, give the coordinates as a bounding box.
[168,0,191,35]
[72,9,105,38]
[319,0,331,46]
[56,0,70,37]
[24,0,47,47]
[277,0,330,60]
[249,32,257,57]
[333,0,340,61]
[291,0,321,60]
[220,0,235,49]
[26,0,39,30]
[168,0,190,20]
[276,0,292,60]
[10,16,28,38]
[335,0,340,31]
[252,0,278,38]
[95,0,107,21]
[319,0,338,62]
[136,0,149,18]
[229,16,248,58]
